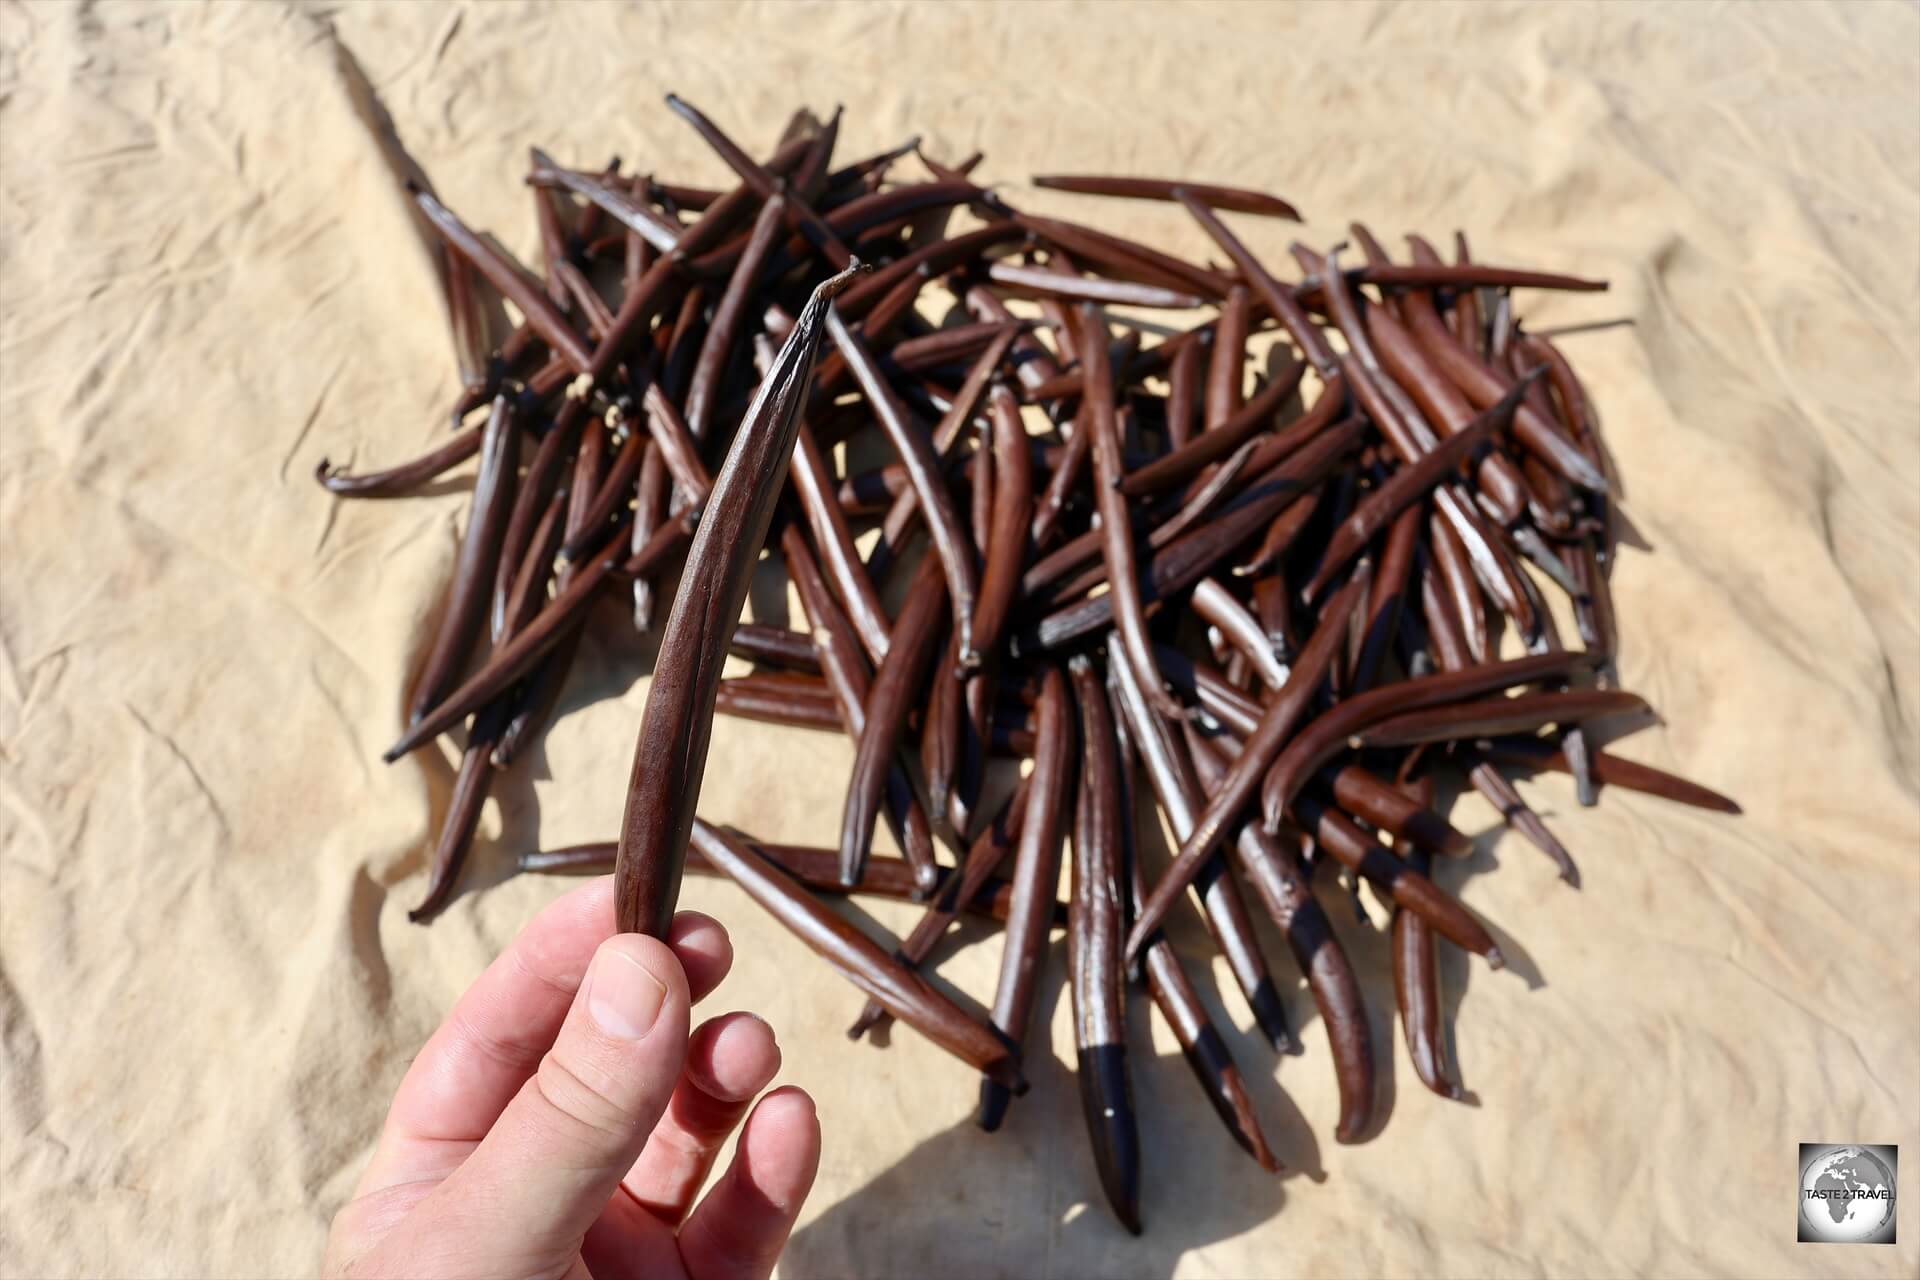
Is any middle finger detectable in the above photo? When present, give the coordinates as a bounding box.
[620,1011,782,1223]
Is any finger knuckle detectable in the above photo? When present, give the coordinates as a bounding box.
[531,1051,644,1145]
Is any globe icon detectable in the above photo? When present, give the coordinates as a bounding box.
[1799,1146,1896,1243]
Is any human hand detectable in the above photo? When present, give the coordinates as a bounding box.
[325,877,820,1280]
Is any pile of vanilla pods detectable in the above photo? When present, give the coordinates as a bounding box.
[319,98,1739,1235]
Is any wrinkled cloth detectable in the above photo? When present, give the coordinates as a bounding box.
[1,2,1916,1276]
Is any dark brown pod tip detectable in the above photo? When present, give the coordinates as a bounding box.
[1076,1044,1143,1235]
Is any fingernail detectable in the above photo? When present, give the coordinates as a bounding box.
[587,945,669,1040]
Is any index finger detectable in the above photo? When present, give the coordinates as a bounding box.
[355,878,732,1197]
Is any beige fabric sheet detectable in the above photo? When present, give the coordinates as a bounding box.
[2,2,1916,1275]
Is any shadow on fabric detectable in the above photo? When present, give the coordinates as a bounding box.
[780,1033,1314,1278]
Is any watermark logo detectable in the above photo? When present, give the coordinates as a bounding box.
[1798,1144,1896,1244]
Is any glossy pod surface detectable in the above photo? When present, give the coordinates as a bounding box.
[1066,657,1142,1234]
[616,264,860,938]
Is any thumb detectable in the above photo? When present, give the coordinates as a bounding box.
[417,933,692,1273]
